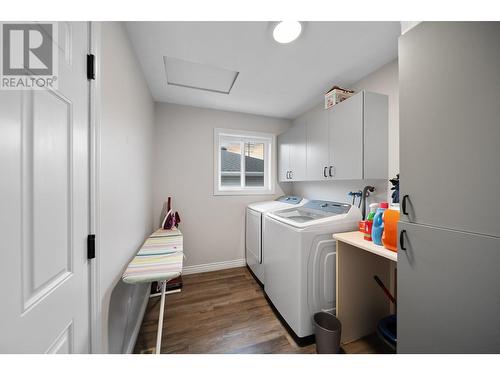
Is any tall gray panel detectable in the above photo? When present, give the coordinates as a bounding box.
[398,222,500,353]
[399,22,500,237]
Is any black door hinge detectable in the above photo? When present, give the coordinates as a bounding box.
[87,54,95,80]
[87,234,96,260]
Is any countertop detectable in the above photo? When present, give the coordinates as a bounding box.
[333,231,398,262]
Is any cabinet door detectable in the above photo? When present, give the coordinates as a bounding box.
[328,92,363,179]
[278,131,290,182]
[288,121,307,181]
[399,22,500,237]
[306,107,330,180]
[363,92,388,179]
[398,222,500,353]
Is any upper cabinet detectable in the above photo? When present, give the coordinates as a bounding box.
[278,120,306,182]
[363,92,389,179]
[278,130,291,182]
[279,90,388,182]
[306,106,330,180]
[328,91,364,179]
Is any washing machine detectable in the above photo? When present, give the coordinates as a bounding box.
[245,196,307,286]
[263,200,361,344]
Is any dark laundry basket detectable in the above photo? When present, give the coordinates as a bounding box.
[377,314,397,350]
[313,312,342,354]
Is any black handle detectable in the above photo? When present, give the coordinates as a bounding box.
[402,194,409,215]
[323,167,327,178]
[400,230,407,251]
[329,166,333,177]
[289,171,293,179]
[287,171,290,179]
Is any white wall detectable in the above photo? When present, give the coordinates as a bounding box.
[153,103,292,268]
[291,59,399,207]
[98,22,155,353]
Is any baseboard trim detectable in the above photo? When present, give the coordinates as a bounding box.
[123,288,150,354]
[182,258,246,275]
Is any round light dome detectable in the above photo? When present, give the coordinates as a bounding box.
[273,21,302,44]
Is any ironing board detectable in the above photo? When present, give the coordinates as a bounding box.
[122,228,183,354]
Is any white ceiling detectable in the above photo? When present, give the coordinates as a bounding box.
[125,22,400,119]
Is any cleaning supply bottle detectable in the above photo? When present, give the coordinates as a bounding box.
[382,206,400,252]
[372,202,389,246]
[364,203,379,241]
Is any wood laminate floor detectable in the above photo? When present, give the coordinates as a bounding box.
[133,267,393,354]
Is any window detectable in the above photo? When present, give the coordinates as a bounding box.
[214,128,276,195]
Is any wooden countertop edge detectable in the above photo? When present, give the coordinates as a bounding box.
[333,231,398,262]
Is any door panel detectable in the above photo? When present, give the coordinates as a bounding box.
[398,222,500,353]
[31,90,72,293]
[0,22,90,353]
[329,92,363,179]
[399,22,500,237]
[306,107,329,180]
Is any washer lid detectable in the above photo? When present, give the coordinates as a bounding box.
[268,201,354,227]
[247,196,306,213]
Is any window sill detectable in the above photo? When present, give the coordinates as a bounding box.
[213,188,276,196]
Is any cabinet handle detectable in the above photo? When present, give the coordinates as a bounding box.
[400,230,407,251]
[329,166,333,177]
[290,171,293,179]
[286,171,290,179]
[402,194,409,215]
[323,167,327,178]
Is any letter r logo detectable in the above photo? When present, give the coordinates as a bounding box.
[2,23,53,76]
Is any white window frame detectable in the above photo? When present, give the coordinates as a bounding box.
[214,128,276,196]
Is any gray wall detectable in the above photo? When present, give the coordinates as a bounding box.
[291,59,399,206]
[153,102,292,268]
[99,22,155,353]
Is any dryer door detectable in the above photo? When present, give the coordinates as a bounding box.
[245,208,262,264]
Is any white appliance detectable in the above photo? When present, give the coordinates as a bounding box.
[263,200,361,343]
[245,196,306,285]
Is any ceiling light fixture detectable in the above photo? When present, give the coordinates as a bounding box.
[272,21,302,44]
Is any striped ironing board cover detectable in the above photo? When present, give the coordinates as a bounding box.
[122,228,183,284]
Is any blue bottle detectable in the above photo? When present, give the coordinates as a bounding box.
[372,202,389,246]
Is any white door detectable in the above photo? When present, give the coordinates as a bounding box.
[0,22,91,353]
[305,107,329,181]
[328,92,363,179]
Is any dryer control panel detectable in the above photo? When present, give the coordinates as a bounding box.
[303,200,351,214]
[276,196,303,205]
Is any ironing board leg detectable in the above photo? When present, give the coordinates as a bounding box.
[156,280,167,354]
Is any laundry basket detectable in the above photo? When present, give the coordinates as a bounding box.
[313,312,342,354]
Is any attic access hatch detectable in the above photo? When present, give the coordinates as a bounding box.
[164,56,239,94]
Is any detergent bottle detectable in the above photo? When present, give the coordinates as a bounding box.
[372,202,389,246]
[382,206,400,252]
[364,203,379,241]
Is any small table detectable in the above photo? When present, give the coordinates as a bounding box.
[122,228,183,354]
[334,231,397,345]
